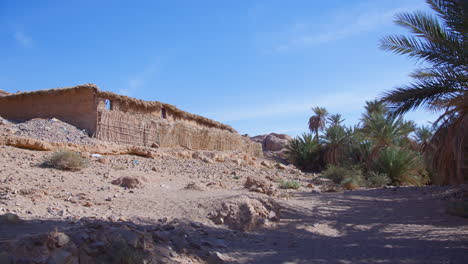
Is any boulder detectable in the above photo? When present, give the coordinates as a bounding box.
[251,133,292,152]
[264,134,291,151]
[0,213,20,224]
[244,176,277,196]
[208,196,281,231]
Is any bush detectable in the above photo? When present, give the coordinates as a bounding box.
[322,165,349,184]
[373,146,428,185]
[322,165,365,189]
[43,150,88,171]
[366,171,391,187]
[286,133,324,172]
[279,180,301,189]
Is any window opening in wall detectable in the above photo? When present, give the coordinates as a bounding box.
[105,99,112,110]
[161,107,167,119]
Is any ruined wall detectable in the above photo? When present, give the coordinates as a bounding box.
[95,110,262,157]
[0,88,98,135]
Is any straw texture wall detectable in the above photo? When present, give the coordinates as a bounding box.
[95,110,262,157]
[97,91,236,133]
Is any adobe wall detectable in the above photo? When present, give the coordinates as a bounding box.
[0,88,98,135]
[95,110,263,157]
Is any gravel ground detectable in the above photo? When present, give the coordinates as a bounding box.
[0,145,467,263]
[0,117,98,145]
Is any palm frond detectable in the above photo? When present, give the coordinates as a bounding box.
[382,78,462,115]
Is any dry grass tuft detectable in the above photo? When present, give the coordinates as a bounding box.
[43,150,88,171]
[278,180,301,189]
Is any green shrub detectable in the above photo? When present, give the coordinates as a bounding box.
[322,165,349,184]
[43,150,88,171]
[322,165,365,189]
[285,133,324,172]
[373,146,428,185]
[279,180,301,189]
[366,171,391,187]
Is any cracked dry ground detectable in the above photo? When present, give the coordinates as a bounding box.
[0,145,467,264]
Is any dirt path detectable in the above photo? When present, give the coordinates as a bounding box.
[225,188,468,264]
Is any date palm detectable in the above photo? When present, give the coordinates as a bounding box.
[321,124,348,165]
[308,107,329,141]
[415,125,434,147]
[328,114,345,126]
[379,0,467,184]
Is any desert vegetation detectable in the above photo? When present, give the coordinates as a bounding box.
[43,150,89,171]
[287,100,432,188]
[288,0,467,188]
[379,0,467,184]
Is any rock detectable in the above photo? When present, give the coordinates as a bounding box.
[97,157,108,164]
[209,196,281,231]
[214,155,225,162]
[244,176,277,196]
[0,213,20,224]
[268,211,279,221]
[111,176,145,189]
[233,159,243,166]
[177,151,192,159]
[276,163,287,170]
[192,151,203,159]
[207,251,227,264]
[127,146,155,158]
[260,160,272,168]
[53,232,70,247]
[82,201,93,207]
[253,133,292,152]
[0,116,8,125]
[184,182,205,191]
[203,157,214,164]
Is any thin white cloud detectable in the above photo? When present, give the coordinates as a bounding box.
[273,2,425,52]
[203,92,374,123]
[14,31,32,47]
[118,64,159,96]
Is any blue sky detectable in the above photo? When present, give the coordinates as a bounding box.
[1,0,438,136]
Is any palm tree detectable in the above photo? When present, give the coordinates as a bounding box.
[379,0,467,184]
[415,125,434,147]
[328,114,345,126]
[321,124,348,165]
[308,107,329,141]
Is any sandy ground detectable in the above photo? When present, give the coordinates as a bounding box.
[1,145,467,264]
